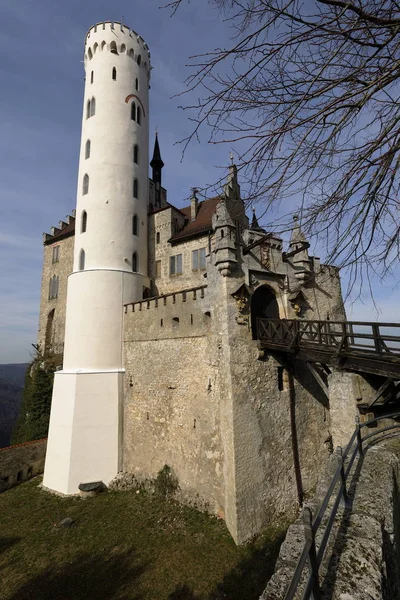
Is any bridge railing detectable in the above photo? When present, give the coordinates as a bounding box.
[283,413,400,600]
[257,318,400,356]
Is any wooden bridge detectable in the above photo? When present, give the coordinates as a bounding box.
[257,318,400,408]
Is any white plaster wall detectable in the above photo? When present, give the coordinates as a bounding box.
[75,22,150,276]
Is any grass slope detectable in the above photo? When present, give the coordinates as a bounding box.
[0,478,287,600]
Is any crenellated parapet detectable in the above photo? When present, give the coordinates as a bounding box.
[84,22,151,80]
[42,211,76,244]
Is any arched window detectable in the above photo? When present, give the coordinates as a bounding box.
[88,48,93,60]
[101,41,106,51]
[133,178,138,198]
[120,44,126,53]
[110,41,118,55]
[131,102,136,121]
[133,144,139,164]
[137,54,141,66]
[137,106,141,125]
[132,214,138,236]
[86,99,91,119]
[79,249,85,271]
[93,43,98,54]
[85,139,91,159]
[83,174,89,195]
[90,97,96,116]
[135,77,139,91]
[90,71,94,84]
[112,67,117,80]
[81,210,87,233]
[128,48,134,58]
[132,252,138,272]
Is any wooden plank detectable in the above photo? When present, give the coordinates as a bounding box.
[367,378,394,410]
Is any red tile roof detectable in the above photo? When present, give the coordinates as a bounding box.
[169,196,221,243]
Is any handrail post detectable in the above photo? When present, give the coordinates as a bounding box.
[337,446,348,507]
[355,415,363,457]
[372,323,383,353]
[303,507,321,600]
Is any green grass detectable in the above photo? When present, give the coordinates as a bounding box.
[0,477,287,600]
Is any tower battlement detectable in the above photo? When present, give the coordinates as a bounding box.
[84,22,151,75]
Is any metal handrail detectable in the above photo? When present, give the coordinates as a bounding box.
[283,412,400,600]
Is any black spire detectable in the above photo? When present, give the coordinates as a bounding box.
[150,133,164,208]
[251,209,265,232]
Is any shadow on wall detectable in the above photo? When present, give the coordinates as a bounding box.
[7,549,146,600]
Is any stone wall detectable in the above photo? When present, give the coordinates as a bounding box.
[37,235,74,354]
[123,286,225,515]
[0,438,47,492]
[261,438,400,600]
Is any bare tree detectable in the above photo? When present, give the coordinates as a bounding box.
[166,0,400,294]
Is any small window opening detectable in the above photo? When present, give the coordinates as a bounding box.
[85,139,91,159]
[172,317,180,326]
[147,412,149,420]
[17,471,23,482]
[137,54,141,66]
[156,232,160,244]
[27,467,33,478]
[120,44,126,53]
[110,41,118,55]
[81,210,87,233]
[221,229,225,238]
[160,319,163,327]
[132,252,138,272]
[112,67,117,80]
[86,100,91,119]
[101,41,106,51]
[278,367,284,392]
[90,71,94,84]
[204,311,211,318]
[83,174,89,195]
[90,96,96,116]
[131,102,136,121]
[132,214,138,236]
[133,178,138,198]
[129,48,134,58]
[190,314,193,325]
[88,48,93,60]
[134,144,139,164]
[135,77,139,91]
[137,106,142,125]
[79,249,85,270]
[193,419,196,429]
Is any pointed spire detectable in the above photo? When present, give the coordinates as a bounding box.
[290,214,307,246]
[250,209,266,233]
[150,132,164,170]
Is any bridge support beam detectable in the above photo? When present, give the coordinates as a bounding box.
[328,370,360,449]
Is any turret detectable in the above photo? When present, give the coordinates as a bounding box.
[150,133,164,209]
[288,215,311,283]
[43,22,152,495]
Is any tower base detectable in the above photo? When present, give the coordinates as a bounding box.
[43,370,123,495]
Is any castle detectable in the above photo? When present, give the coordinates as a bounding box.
[40,21,347,544]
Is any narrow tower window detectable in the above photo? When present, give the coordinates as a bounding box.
[101,41,106,51]
[133,144,139,164]
[120,44,126,53]
[110,41,118,55]
[79,249,85,271]
[93,43,98,54]
[90,97,96,117]
[133,178,139,198]
[132,252,138,272]
[81,210,87,233]
[132,215,138,236]
[128,48,134,58]
[112,67,117,81]
[137,54,141,66]
[135,77,139,91]
[83,174,89,195]
[86,100,91,119]
[137,106,142,125]
[131,102,136,121]
[90,71,94,84]
[85,139,91,159]
[88,48,93,60]
[156,232,160,244]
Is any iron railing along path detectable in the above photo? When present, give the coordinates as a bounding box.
[283,413,400,600]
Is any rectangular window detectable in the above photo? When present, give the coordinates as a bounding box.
[155,260,161,279]
[52,246,60,263]
[170,254,182,276]
[192,248,206,271]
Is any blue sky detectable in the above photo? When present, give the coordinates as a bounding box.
[0,0,398,363]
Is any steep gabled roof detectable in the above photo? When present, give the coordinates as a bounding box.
[169,196,221,243]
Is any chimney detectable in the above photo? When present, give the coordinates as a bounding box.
[190,188,199,221]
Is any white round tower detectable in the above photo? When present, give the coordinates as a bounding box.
[43,22,151,494]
